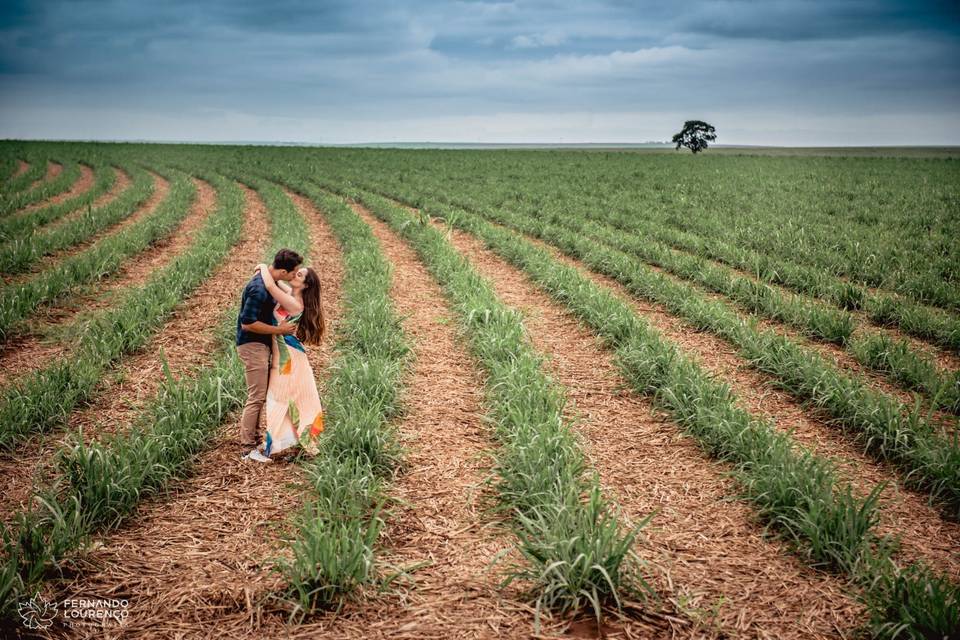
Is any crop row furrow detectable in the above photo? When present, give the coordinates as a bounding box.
[353,185,960,640]
[405,169,960,353]
[14,162,95,218]
[323,181,656,625]
[263,178,409,613]
[417,201,874,635]
[591,172,960,312]
[390,192,960,517]
[0,164,115,243]
[560,194,960,354]
[0,177,221,521]
[0,169,201,447]
[0,170,248,620]
[27,178,308,638]
[0,161,82,217]
[534,207,960,415]
[0,164,155,276]
[0,168,180,341]
[1,158,49,195]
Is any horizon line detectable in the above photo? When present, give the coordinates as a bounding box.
[3,138,960,149]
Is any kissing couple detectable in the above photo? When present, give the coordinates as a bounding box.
[235,248,327,464]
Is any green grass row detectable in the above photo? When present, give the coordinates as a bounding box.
[332,183,653,624]
[360,185,958,640]
[850,335,959,415]
[0,156,49,196]
[356,173,960,421]
[397,168,960,353]
[0,163,152,275]
[0,170,248,621]
[0,163,118,244]
[564,164,960,312]
[568,194,960,353]
[611,210,960,353]
[0,167,182,341]
[0,169,204,447]
[333,149,959,314]
[402,193,960,518]
[267,179,410,615]
[0,157,16,184]
[527,205,959,415]
[560,190,960,352]
[0,161,82,217]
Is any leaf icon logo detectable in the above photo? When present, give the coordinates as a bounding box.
[18,595,58,629]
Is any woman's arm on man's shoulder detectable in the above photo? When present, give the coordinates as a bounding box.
[257,263,304,314]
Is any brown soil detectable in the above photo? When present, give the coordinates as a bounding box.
[422,216,864,638]
[0,178,220,519]
[14,164,96,216]
[481,218,960,581]
[11,159,29,179]
[41,187,343,640]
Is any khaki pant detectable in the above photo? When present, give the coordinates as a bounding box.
[237,342,271,451]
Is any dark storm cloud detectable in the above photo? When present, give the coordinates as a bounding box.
[0,0,958,143]
[676,0,960,41]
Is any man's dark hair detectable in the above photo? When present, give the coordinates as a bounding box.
[272,248,303,272]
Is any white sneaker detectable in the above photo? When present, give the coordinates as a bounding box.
[242,449,273,464]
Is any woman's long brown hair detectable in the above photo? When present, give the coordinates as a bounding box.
[296,267,326,345]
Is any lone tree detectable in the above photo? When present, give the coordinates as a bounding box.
[672,120,717,154]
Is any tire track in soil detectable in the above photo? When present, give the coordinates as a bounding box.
[13,163,96,216]
[42,187,343,640]
[1,170,168,288]
[0,178,220,520]
[433,219,864,639]
[486,218,960,581]
[257,200,565,640]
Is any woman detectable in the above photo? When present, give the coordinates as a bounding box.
[245,263,327,462]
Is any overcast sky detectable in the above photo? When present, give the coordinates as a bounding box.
[1,0,959,145]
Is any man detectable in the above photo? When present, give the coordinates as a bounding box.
[237,248,302,462]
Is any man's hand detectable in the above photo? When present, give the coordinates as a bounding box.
[241,320,296,336]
